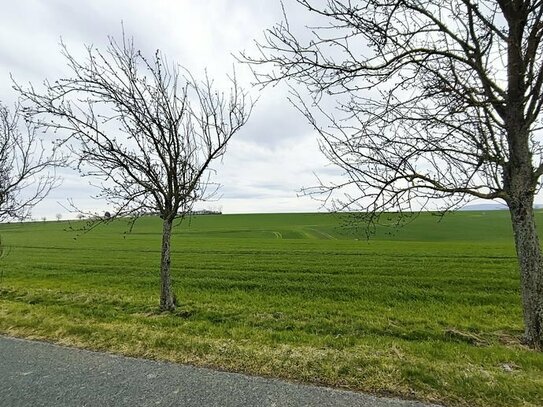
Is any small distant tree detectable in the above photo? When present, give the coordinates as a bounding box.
[55,213,62,222]
[0,102,59,220]
[18,34,253,311]
[76,213,85,220]
[41,216,46,222]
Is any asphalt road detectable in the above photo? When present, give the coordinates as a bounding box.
[0,336,441,407]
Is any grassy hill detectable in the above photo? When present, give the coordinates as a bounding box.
[0,211,542,407]
[2,209,528,242]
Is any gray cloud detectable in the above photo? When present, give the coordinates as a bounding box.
[237,86,313,148]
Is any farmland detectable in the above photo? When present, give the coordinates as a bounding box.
[0,211,542,406]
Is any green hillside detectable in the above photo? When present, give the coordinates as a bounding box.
[1,209,530,244]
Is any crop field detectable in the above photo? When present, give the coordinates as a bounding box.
[0,211,542,406]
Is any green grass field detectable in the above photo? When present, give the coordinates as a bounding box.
[0,211,542,406]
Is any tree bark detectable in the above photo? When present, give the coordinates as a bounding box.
[508,195,543,349]
[159,217,176,311]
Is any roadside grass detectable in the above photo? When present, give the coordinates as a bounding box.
[0,212,542,406]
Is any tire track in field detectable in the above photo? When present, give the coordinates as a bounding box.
[306,227,337,240]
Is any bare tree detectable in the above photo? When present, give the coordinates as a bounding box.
[17,35,253,311]
[55,213,62,222]
[0,102,59,221]
[244,0,543,349]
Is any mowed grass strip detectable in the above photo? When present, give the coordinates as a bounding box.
[0,212,542,407]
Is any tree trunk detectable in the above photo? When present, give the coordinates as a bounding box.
[508,197,543,349]
[159,217,176,311]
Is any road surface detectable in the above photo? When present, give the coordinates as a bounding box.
[0,335,441,407]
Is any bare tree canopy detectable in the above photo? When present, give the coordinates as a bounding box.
[17,34,254,311]
[17,36,252,222]
[244,0,543,349]
[0,102,59,221]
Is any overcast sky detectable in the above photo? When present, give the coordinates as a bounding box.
[0,1,530,219]
[0,0,339,218]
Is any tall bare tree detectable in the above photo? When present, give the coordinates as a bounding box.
[17,35,253,311]
[244,0,543,349]
[0,102,59,220]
